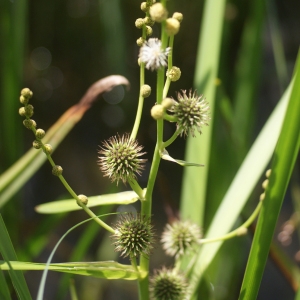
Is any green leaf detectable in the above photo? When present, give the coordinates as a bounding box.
[239,51,300,300]
[0,270,11,300]
[0,215,32,300]
[35,191,139,214]
[0,261,143,280]
[187,74,294,298]
[160,149,204,167]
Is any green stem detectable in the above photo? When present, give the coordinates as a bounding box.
[163,35,175,98]
[162,127,181,148]
[129,179,145,200]
[131,63,145,140]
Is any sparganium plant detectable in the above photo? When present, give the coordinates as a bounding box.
[8,0,280,299]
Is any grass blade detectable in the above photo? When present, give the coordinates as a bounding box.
[239,51,300,300]
[0,215,32,300]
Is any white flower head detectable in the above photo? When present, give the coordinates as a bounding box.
[139,38,171,71]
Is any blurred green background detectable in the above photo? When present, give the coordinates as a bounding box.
[0,0,299,299]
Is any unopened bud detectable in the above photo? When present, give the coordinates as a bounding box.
[137,37,145,47]
[151,105,165,120]
[141,85,151,98]
[36,128,46,139]
[172,12,183,22]
[20,88,33,100]
[24,104,34,118]
[149,3,168,22]
[33,140,42,149]
[19,107,26,117]
[52,165,63,176]
[165,18,180,36]
[23,119,36,129]
[146,26,153,36]
[167,66,181,81]
[135,18,144,29]
[43,144,53,155]
[144,16,155,26]
[162,98,175,109]
[77,194,88,206]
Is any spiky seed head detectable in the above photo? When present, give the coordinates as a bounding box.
[112,213,154,258]
[168,90,210,137]
[161,220,202,258]
[149,3,168,23]
[98,134,147,185]
[139,38,170,71]
[165,18,180,36]
[36,128,46,139]
[172,12,183,23]
[151,268,188,300]
[166,66,181,82]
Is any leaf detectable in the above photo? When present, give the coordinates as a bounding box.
[0,215,32,300]
[35,190,139,214]
[160,149,204,167]
[0,261,143,281]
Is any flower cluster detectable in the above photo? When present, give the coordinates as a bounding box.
[98,134,146,185]
[168,90,210,137]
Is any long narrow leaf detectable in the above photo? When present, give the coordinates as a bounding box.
[0,215,31,300]
[239,51,300,300]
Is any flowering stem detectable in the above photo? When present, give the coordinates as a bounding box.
[200,199,263,244]
[163,35,175,98]
[131,63,146,140]
[162,127,181,148]
[129,179,145,200]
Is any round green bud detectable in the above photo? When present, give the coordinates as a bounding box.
[167,66,181,81]
[141,2,148,12]
[162,98,175,109]
[172,12,183,22]
[19,107,26,117]
[77,194,88,206]
[43,144,53,155]
[20,95,29,105]
[262,179,269,190]
[135,18,144,29]
[146,25,153,36]
[23,119,36,129]
[151,104,165,120]
[149,3,168,22]
[144,16,155,26]
[52,165,63,176]
[32,140,42,149]
[141,84,151,98]
[266,169,272,178]
[137,37,145,47]
[24,104,34,118]
[36,128,46,139]
[20,88,33,99]
[165,18,180,36]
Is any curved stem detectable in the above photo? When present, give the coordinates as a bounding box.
[162,127,181,148]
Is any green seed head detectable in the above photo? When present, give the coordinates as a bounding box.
[161,220,202,258]
[169,90,210,137]
[166,66,181,82]
[98,134,147,184]
[112,213,154,258]
[151,268,188,300]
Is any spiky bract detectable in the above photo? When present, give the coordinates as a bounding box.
[98,134,146,184]
[161,220,202,258]
[151,268,188,300]
[169,90,210,137]
[112,214,154,258]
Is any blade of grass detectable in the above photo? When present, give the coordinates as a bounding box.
[0,270,11,300]
[238,51,300,300]
[187,75,293,298]
[180,0,226,226]
[0,215,31,300]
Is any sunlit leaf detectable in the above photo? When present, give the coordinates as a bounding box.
[35,191,139,214]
